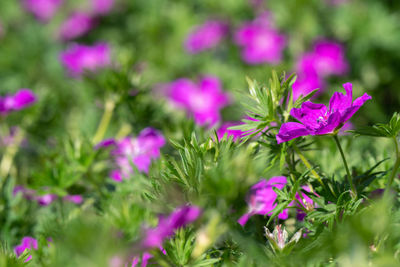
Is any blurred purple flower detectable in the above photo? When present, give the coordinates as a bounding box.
[184,20,228,54]
[63,194,83,204]
[291,74,324,101]
[14,236,38,262]
[297,40,348,77]
[0,89,37,115]
[22,0,63,22]
[216,122,245,141]
[167,76,229,126]
[238,176,288,226]
[276,83,371,143]
[60,43,111,77]
[91,0,115,15]
[339,121,353,135]
[294,186,316,221]
[234,16,286,65]
[59,12,95,41]
[36,194,58,206]
[142,205,201,248]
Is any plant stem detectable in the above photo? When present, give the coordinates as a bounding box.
[293,144,323,186]
[0,128,25,181]
[333,135,356,196]
[92,99,115,144]
[385,136,400,194]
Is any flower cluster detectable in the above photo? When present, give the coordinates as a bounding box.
[142,205,201,248]
[292,40,349,100]
[184,20,229,54]
[277,83,371,143]
[14,236,38,262]
[166,76,229,126]
[97,128,165,181]
[60,43,111,77]
[0,89,36,115]
[13,186,83,206]
[234,14,286,65]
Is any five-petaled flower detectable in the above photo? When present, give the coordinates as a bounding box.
[276,83,371,144]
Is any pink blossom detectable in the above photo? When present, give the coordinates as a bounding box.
[59,12,95,41]
[234,16,286,65]
[294,186,316,221]
[167,76,229,126]
[291,74,324,101]
[216,122,245,141]
[14,236,38,262]
[184,20,228,54]
[0,89,37,115]
[142,205,201,248]
[22,0,63,22]
[91,0,115,15]
[63,195,83,204]
[60,43,111,77]
[238,177,288,226]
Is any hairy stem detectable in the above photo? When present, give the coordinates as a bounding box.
[333,135,356,196]
[92,99,115,144]
[385,136,400,194]
[293,144,323,186]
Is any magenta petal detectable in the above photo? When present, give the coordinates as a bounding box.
[315,111,342,135]
[276,122,310,144]
[290,102,327,130]
[340,93,372,122]
[238,213,251,226]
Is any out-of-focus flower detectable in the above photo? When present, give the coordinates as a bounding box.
[14,236,38,262]
[167,76,229,126]
[291,74,324,101]
[0,89,37,115]
[142,205,201,248]
[184,20,228,54]
[98,128,165,181]
[63,194,83,204]
[36,194,58,206]
[234,16,286,65]
[216,122,245,141]
[294,186,316,221]
[339,121,353,135]
[91,0,115,15]
[59,12,95,41]
[297,40,348,77]
[276,83,371,143]
[22,0,63,22]
[60,43,111,77]
[131,252,153,267]
[238,176,288,226]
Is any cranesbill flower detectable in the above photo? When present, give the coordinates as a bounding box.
[14,236,38,262]
[297,40,348,78]
[238,176,288,226]
[22,0,63,22]
[142,205,201,248]
[91,0,114,15]
[0,89,37,115]
[167,76,229,126]
[60,43,111,77]
[59,12,95,41]
[184,20,228,54]
[234,16,286,65]
[276,83,371,144]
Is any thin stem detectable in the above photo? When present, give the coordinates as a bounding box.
[333,135,356,196]
[385,137,400,194]
[0,128,25,181]
[92,99,115,144]
[293,144,323,186]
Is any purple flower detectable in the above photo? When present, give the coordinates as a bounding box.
[22,0,63,22]
[296,40,348,78]
[13,186,59,206]
[184,20,228,54]
[167,76,229,126]
[14,236,38,262]
[60,43,111,77]
[101,128,165,181]
[238,176,288,226]
[291,74,324,101]
[234,16,286,65]
[63,194,83,204]
[0,89,37,115]
[216,122,245,141]
[59,12,95,41]
[294,186,316,221]
[276,83,371,144]
[142,205,201,248]
[35,194,58,206]
[91,0,114,15]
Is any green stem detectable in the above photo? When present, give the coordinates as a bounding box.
[293,144,323,186]
[92,99,115,144]
[385,137,400,194]
[333,135,356,196]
